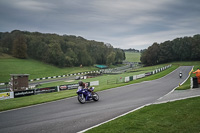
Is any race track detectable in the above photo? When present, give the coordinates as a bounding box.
[0,66,193,133]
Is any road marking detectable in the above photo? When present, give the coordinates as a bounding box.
[158,66,193,100]
[77,103,152,133]
[78,66,195,133]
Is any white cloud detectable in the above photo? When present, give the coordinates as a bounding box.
[15,0,56,12]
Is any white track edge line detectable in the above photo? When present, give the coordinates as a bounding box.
[78,66,195,133]
[157,66,194,100]
[77,103,151,133]
[78,94,200,133]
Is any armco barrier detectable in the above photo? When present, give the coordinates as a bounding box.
[106,65,172,84]
[123,64,171,83]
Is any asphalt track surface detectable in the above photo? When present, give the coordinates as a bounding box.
[0,66,193,133]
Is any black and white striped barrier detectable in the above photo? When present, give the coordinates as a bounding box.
[0,70,102,86]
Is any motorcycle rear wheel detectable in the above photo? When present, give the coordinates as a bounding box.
[78,95,86,104]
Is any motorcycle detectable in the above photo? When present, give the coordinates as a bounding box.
[76,87,99,104]
[179,72,182,78]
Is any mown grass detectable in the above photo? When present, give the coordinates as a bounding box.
[0,90,76,111]
[0,63,176,111]
[0,55,98,83]
[86,96,200,133]
[37,63,175,90]
[125,52,141,62]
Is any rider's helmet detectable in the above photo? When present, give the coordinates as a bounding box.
[78,81,83,86]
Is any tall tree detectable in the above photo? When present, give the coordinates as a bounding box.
[44,41,65,67]
[12,33,27,59]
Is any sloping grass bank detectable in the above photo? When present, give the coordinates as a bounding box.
[0,55,98,83]
[86,96,200,133]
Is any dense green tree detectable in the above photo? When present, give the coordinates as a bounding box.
[106,51,116,65]
[140,49,147,65]
[44,41,65,67]
[145,43,160,65]
[191,35,200,60]
[0,30,126,67]
[12,33,27,59]
[140,34,200,66]
[159,41,174,63]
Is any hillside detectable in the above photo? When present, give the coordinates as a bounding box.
[0,30,125,67]
[0,54,98,83]
[125,52,141,62]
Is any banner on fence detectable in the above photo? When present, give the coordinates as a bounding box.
[0,92,14,100]
[90,81,99,86]
[145,72,152,76]
[35,87,57,94]
[137,74,145,79]
[14,90,34,98]
[59,85,68,91]
[67,83,79,90]
[125,77,130,82]
[133,75,137,80]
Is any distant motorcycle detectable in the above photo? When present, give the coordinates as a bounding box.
[76,87,99,104]
[179,72,182,78]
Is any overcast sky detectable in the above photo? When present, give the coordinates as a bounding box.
[0,0,200,50]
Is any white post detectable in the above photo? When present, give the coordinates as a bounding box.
[190,77,193,89]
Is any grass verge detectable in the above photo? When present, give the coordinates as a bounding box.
[0,61,199,111]
[0,63,176,111]
[175,61,200,90]
[0,56,98,83]
[86,96,200,133]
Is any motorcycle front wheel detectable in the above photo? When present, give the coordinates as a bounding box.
[78,94,86,104]
[92,92,99,101]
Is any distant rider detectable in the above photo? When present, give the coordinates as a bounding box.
[179,71,182,78]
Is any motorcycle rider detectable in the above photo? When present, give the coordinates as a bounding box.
[78,81,85,89]
[78,81,94,95]
[179,71,182,78]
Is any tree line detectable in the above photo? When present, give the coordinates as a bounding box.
[140,34,200,66]
[0,30,125,67]
[123,48,140,53]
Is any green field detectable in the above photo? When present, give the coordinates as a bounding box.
[125,52,141,62]
[86,97,200,133]
[0,61,176,111]
[0,55,98,83]
[0,52,139,83]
